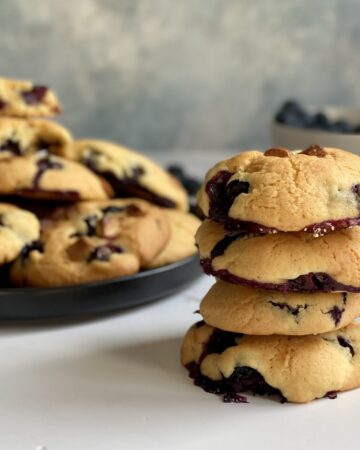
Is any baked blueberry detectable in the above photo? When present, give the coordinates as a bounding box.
[181,321,360,403]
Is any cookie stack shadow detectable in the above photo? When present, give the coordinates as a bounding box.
[181,145,360,403]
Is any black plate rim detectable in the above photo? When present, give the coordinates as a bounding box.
[0,255,200,295]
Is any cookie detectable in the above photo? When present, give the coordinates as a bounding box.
[181,321,360,403]
[146,209,201,268]
[196,219,360,292]
[0,117,71,158]
[200,281,360,335]
[60,140,188,210]
[0,151,111,201]
[197,146,360,235]
[0,77,61,118]
[0,203,40,265]
[10,198,170,286]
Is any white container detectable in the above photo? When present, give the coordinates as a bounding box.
[271,106,360,154]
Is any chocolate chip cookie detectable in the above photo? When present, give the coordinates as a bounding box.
[0,151,112,201]
[60,140,188,210]
[0,117,71,158]
[181,321,360,403]
[0,77,61,118]
[197,146,360,235]
[200,281,360,335]
[196,220,360,292]
[10,198,170,286]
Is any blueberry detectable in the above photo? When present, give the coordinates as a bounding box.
[88,244,123,262]
[0,139,22,155]
[275,100,308,127]
[308,112,330,130]
[183,177,201,195]
[167,164,185,179]
[333,120,352,133]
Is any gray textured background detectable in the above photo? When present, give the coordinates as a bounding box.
[1,0,360,152]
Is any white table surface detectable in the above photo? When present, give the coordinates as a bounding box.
[2,151,360,450]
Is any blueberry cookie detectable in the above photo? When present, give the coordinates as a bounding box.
[200,281,360,335]
[0,117,71,158]
[181,321,360,403]
[197,146,360,234]
[60,140,188,210]
[146,210,201,268]
[0,203,40,265]
[0,77,61,118]
[10,199,170,286]
[0,151,112,201]
[196,220,360,292]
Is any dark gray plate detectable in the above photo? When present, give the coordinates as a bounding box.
[0,255,202,321]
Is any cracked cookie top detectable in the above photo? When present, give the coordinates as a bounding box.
[200,281,360,335]
[10,198,170,287]
[181,321,360,403]
[197,146,360,234]
[196,219,360,292]
[60,140,188,211]
[0,77,61,118]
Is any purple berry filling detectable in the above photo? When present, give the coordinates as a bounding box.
[87,244,124,262]
[16,155,79,201]
[33,156,63,188]
[21,85,48,105]
[337,336,355,357]
[325,305,345,326]
[269,301,308,321]
[101,205,127,215]
[0,139,22,156]
[15,188,80,202]
[20,240,44,260]
[186,325,284,403]
[210,232,245,259]
[83,151,176,208]
[205,171,360,234]
[200,259,360,292]
[325,391,338,399]
[0,100,7,109]
[83,215,98,237]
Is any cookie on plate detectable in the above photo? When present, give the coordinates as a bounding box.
[0,117,71,158]
[60,140,188,210]
[197,146,360,235]
[0,77,61,118]
[181,321,360,403]
[0,151,112,201]
[146,209,201,268]
[196,219,360,292]
[0,203,40,265]
[10,198,170,286]
[200,281,360,335]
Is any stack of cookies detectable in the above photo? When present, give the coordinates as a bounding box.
[181,145,360,403]
[0,76,200,287]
